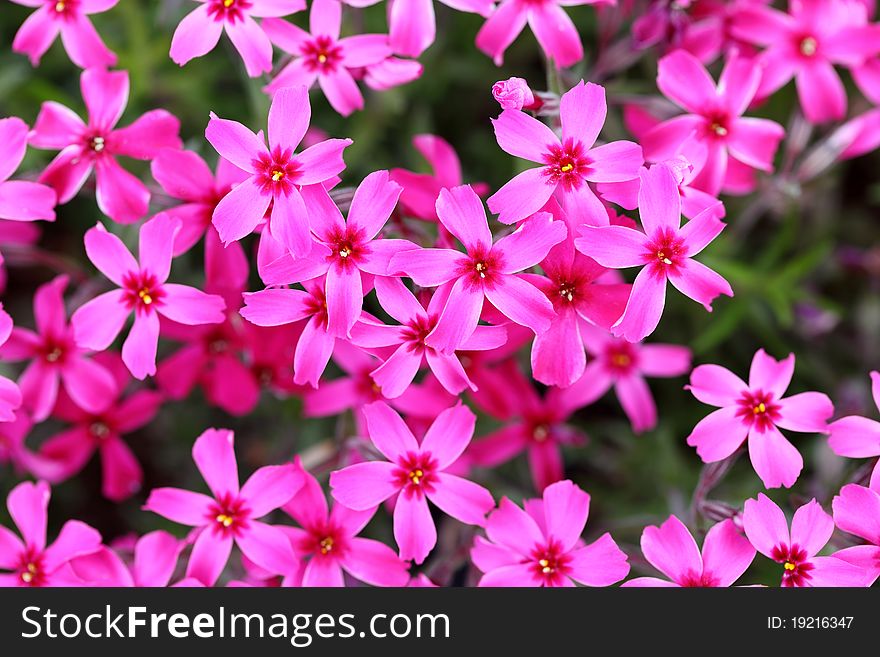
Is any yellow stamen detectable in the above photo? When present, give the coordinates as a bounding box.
[21,572,33,583]
[55,1,65,12]
[538,558,553,574]
[657,251,672,265]
[800,37,817,57]
[223,0,235,7]
[138,288,153,305]
[784,561,796,571]
[612,353,631,368]
[753,402,766,414]
[409,469,424,485]
[339,246,351,258]
[27,563,37,573]
[475,262,487,279]
[711,123,728,137]
[271,170,284,182]
[318,54,328,64]
[320,537,334,555]
[560,163,573,173]
[216,514,234,528]
[559,286,574,302]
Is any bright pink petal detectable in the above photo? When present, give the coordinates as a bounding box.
[240,464,302,518]
[748,425,803,489]
[687,363,747,407]
[342,537,410,586]
[363,400,419,460]
[475,0,528,65]
[615,374,657,433]
[491,110,557,163]
[389,0,435,57]
[576,225,648,268]
[493,212,567,274]
[686,406,748,462]
[393,493,436,564]
[790,499,834,558]
[657,49,717,114]
[94,157,150,223]
[186,529,233,586]
[143,487,214,526]
[7,480,49,550]
[83,224,137,286]
[435,185,492,251]
[70,290,129,351]
[796,61,846,124]
[159,284,226,325]
[237,520,296,575]
[775,392,833,434]
[426,473,494,526]
[700,519,756,587]
[638,164,681,234]
[486,497,543,556]
[527,1,583,68]
[293,138,352,184]
[329,461,399,510]
[485,274,555,335]
[226,14,273,77]
[748,349,794,398]
[612,267,667,343]
[170,4,223,66]
[667,258,732,311]
[192,428,240,498]
[487,167,556,225]
[567,533,630,586]
[419,402,476,469]
[743,493,790,559]
[542,480,589,552]
[560,81,605,148]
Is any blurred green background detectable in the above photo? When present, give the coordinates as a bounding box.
[1,1,879,585]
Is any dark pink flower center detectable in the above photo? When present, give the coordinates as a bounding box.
[301,36,344,73]
[40,334,72,365]
[736,389,781,432]
[326,226,368,271]
[643,228,687,274]
[603,340,638,375]
[457,246,504,288]
[679,569,720,587]
[393,451,439,498]
[796,34,819,58]
[48,0,80,19]
[703,111,731,140]
[208,494,251,538]
[122,271,165,314]
[304,288,329,329]
[770,544,814,587]
[88,419,112,442]
[207,0,253,23]
[253,146,301,196]
[530,539,572,585]
[542,139,590,190]
[400,314,436,353]
[525,413,556,444]
[305,523,347,560]
[82,131,109,156]
[16,549,46,587]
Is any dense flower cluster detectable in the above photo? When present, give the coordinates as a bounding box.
[1,0,879,588]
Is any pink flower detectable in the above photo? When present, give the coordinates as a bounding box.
[730,0,880,123]
[330,401,494,564]
[281,459,410,586]
[828,371,880,482]
[526,203,632,387]
[743,493,868,587]
[0,221,40,294]
[144,428,304,585]
[0,480,102,586]
[30,69,182,224]
[492,76,536,110]
[361,56,423,90]
[472,479,629,586]
[467,360,587,492]
[477,0,607,67]
[205,85,352,254]
[150,148,249,255]
[558,324,691,434]
[686,349,833,488]
[38,355,162,500]
[578,163,732,342]
[623,516,755,587]
[390,185,566,353]
[389,134,489,225]
[350,277,508,399]
[643,50,785,196]
[0,275,116,421]
[488,81,642,225]
[379,0,495,58]
[0,304,23,422]
[70,530,191,587]
[256,171,413,338]
[11,0,117,68]
[0,117,56,223]
[832,478,880,586]
[170,0,305,77]
[262,0,392,116]
[71,214,226,380]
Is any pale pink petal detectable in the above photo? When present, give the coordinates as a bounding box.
[657,50,717,114]
[70,290,129,351]
[170,4,223,66]
[748,349,794,398]
[435,185,492,251]
[700,519,756,587]
[560,81,605,148]
[143,487,214,526]
[775,392,833,434]
[567,533,630,586]
[186,529,233,586]
[487,167,556,225]
[491,109,558,162]
[83,223,138,285]
[748,425,803,489]
[612,267,667,342]
[475,0,528,65]
[527,1,583,68]
[329,461,400,509]
[686,406,748,462]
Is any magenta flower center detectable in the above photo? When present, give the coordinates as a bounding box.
[798,35,818,57]
[208,494,251,537]
[458,246,503,288]
[703,111,731,139]
[122,271,165,314]
[394,451,438,498]
[301,36,344,73]
[770,544,814,587]
[49,0,79,19]
[401,315,435,351]
[88,420,112,441]
[327,227,368,270]
[644,228,686,273]
[604,341,638,374]
[207,0,253,23]
[542,139,590,190]
[304,288,329,329]
[735,389,781,432]
[530,539,572,585]
[526,415,555,443]
[40,334,72,365]
[254,147,300,196]
[306,523,347,559]
[16,549,45,587]
[679,569,720,587]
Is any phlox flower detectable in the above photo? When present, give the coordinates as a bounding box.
[150,148,249,256]
[0,221,41,294]
[281,459,410,586]
[730,0,880,123]
[828,371,880,484]
[256,171,413,338]
[488,80,642,225]
[467,360,587,492]
[144,428,304,585]
[642,49,785,196]
[170,0,305,77]
[30,68,182,224]
[477,0,610,68]
[492,76,538,111]
[0,305,23,422]
[360,55,424,90]
[390,134,489,226]
[0,480,102,587]
[743,494,868,587]
[0,117,56,223]
[578,163,732,342]
[623,516,755,587]
[832,476,880,586]
[350,277,509,399]
[330,401,494,564]
[205,85,352,254]
[525,202,632,388]
[686,349,833,488]
[390,184,566,353]
[37,353,162,501]
[558,324,691,434]
[262,0,392,116]
[0,275,116,422]
[11,0,117,68]
[71,214,226,380]
[471,479,629,586]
